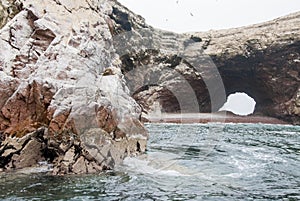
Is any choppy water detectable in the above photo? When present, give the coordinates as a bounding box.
[0,123,300,201]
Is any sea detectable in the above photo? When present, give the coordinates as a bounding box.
[0,123,299,201]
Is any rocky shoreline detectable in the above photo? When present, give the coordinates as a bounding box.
[0,126,147,174]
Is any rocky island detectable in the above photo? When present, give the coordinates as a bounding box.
[0,0,299,174]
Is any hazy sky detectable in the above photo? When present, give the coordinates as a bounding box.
[117,0,299,115]
[118,0,300,33]
[219,93,256,116]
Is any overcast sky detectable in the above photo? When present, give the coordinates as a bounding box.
[117,0,299,115]
[118,0,300,33]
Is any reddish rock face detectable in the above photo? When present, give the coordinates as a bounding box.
[0,0,148,174]
[1,80,54,137]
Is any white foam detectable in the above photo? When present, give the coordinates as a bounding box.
[121,155,189,177]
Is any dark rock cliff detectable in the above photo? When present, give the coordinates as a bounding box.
[116,10,300,125]
[194,13,300,124]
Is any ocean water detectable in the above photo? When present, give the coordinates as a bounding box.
[0,123,300,201]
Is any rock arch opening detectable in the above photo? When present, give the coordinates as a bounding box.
[219,92,256,116]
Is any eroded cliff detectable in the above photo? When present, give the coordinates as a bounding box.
[116,11,300,124]
[0,0,148,174]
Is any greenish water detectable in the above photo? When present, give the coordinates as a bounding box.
[0,123,300,201]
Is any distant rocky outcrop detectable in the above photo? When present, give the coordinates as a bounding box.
[118,12,300,125]
[0,0,148,174]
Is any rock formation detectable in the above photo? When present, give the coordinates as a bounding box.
[0,0,23,29]
[117,12,300,124]
[0,0,299,174]
[0,0,148,174]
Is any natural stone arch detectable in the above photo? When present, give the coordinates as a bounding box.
[215,41,300,120]
[118,11,300,124]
